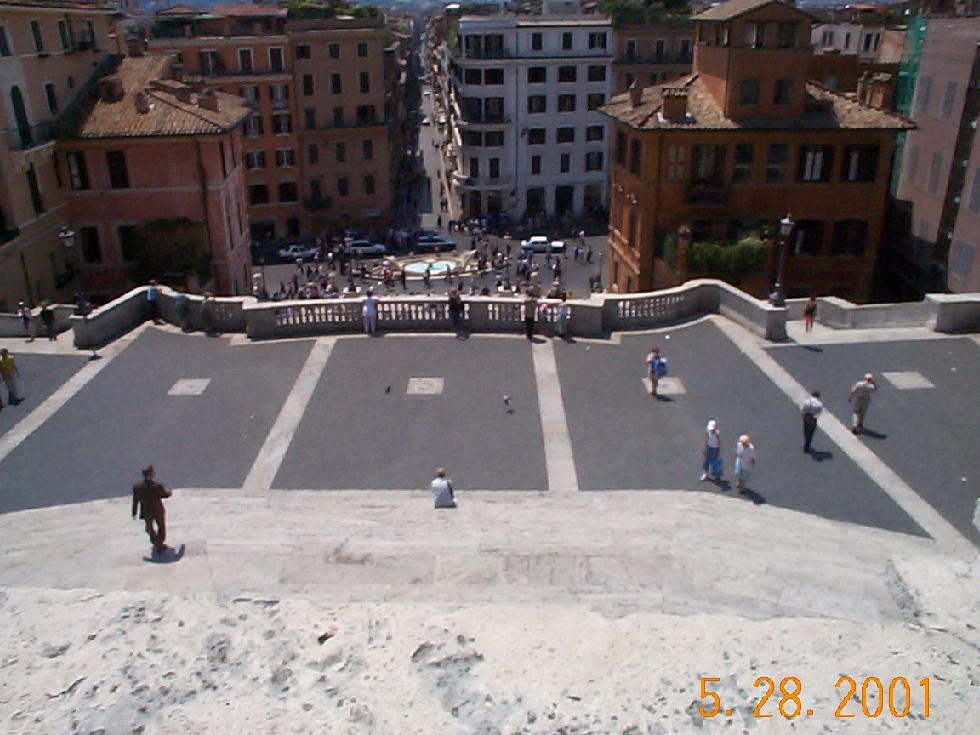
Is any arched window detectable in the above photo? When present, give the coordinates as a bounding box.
[10,86,31,148]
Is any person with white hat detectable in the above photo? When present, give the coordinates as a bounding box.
[734,435,756,493]
[849,373,877,434]
[700,419,722,481]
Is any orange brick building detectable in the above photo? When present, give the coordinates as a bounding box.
[600,0,913,301]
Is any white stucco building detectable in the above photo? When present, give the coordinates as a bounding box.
[446,12,612,220]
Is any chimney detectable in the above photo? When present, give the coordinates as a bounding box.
[197,89,219,112]
[175,84,193,104]
[98,76,124,103]
[126,36,144,57]
[134,91,150,114]
[865,73,894,110]
[661,87,688,122]
[171,62,185,82]
[628,81,642,108]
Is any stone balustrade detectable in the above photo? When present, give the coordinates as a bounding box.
[0,304,74,338]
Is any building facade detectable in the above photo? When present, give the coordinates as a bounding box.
[611,20,693,95]
[446,12,612,220]
[59,53,252,297]
[601,0,913,302]
[0,0,115,309]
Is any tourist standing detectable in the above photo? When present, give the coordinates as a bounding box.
[431,467,457,509]
[174,289,189,331]
[146,279,159,323]
[734,434,756,493]
[447,289,465,338]
[523,294,538,340]
[131,465,173,555]
[555,294,570,340]
[848,373,877,434]
[362,289,379,335]
[700,419,722,481]
[800,390,824,452]
[16,302,33,342]
[803,295,817,333]
[645,345,667,397]
[39,302,56,340]
[0,348,21,408]
[201,292,215,335]
[399,267,408,291]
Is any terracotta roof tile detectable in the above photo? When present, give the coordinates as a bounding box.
[693,0,809,21]
[74,55,251,139]
[0,0,111,10]
[600,74,915,132]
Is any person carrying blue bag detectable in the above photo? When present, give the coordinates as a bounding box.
[645,344,668,397]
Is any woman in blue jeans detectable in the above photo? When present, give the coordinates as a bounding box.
[701,419,722,481]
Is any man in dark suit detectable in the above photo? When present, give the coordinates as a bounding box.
[132,465,172,554]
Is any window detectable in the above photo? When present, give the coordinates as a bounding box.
[335,142,346,162]
[302,74,314,96]
[241,85,259,105]
[822,30,834,46]
[531,155,541,175]
[360,71,370,93]
[773,79,794,106]
[587,93,605,111]
[745,22,764,49]
[43,82,58,115]
[66,151,89,190]
[927,152,943,193]
[357,42,368,58]
[531,32,542,50]
[489,158,500,179]
[337,177,349,196]
[527,67,546,84]
[465,68,482,85]
[692,144,725,181]
[80,226,101,263]
[309,179,322,201]
[304,108,316,129]
[329,43,339,59]
[276,149,295,168]
[469,157,480,177]
[616,132,626,164]
[528,128,545,145]
[484,68,503,85]
[249,184,269,204]
[738,78,759,106]
[58,20,70,50]
[245,114,263,137]
[842,145,879,183]
[562,32,573,50]
[776,21,798,49]
[969,167,980,213]
[765,144,787,182]
[587,65,606,82]
[331,73,342,94]
[679,38,691,60]
[588,32,606,50]
[915,76,932,115]
[798,145,834,182]
[560,153,570,173]
[941,81,957,120]
[272,112,291,134]
[364,174,375,195]
[733,144,753,183]
[832,220,867,256]
[906,144,919,183]
[0,25,10,56]
[654,39,666,60]
[527,95,546,114]
[269,47,284,72]
[625,39,637,61]
[950,240,975,279]
[106,150,129,189]
[270,84,289,106]
[463,130,482,146]
[356,105,376,125]
[586,125,603,141]
[484,131,504,146]
[245,150,265,169]
[585,151,603,171]
[557,127,575,143]
[118,225,139,261]
[629,138,641,175]
[791,221,824,256]
[558,94,576,112]
[238,48,253,73]
[31,20,43,53]
[278,181,298,202]
[307,143,318,165]
[362,139,373,160]
[296,44,311,60]
[333,107,344,127]
[558,66,576,83]
[26,165,43,214]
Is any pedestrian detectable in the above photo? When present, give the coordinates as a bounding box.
[16,301,33,342]
[423,265,432,289]
[848,373,877,434]
[437,214,442,229]
[523,293,537,340]
[0,348,22,408]
[447,289,465,338]
[700,419,722,481]
[734,434,756,493]
[553,258,562,281]
[431,467,457,509]
[39,301,56,340]
[201,292,215,335]
[555,293,570,340]
[586,246,593,264]
[174,289,189,331]
[399,267,408,291]
[573,243,581,262]
[362,288,379,334]
[131,465,173,555]
[645,345,667,397]
[803,295,817,332]
[146,279,159,323]
[800,390,824,452]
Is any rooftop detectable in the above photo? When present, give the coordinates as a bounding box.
[693,0,810,22]
[0,0,112,9]
[601,73,915,131]
[71,55,251,139]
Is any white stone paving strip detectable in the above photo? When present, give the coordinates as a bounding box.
[714,316,976,558]
[242,337,335,494]
[0,324,148,467]
[531,340,579,493]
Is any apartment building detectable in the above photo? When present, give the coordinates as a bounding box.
[58,53,252,297]
[0,0,115,309]
[446,12,612,220]
[611,20,693,95]
[601,0,913,301]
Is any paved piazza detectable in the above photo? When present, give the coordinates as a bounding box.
[0,317,976,551]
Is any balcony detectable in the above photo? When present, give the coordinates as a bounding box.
[456,113,509,129]
[303,196,333,212]
[452,172,512,189]
[449,47,512,61]
[614,53,691,66]
[685,179,730,205]
[270,97,290,110]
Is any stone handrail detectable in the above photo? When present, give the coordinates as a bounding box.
[785,293,979,333]
[0,304,74,338]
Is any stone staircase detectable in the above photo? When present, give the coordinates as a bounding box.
[0,489,954,625]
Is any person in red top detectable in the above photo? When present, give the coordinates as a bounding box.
[132,465,172,554]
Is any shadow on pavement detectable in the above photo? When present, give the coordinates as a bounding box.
[143,544,186,564]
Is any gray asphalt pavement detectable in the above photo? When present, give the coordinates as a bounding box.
[0,353,87,439]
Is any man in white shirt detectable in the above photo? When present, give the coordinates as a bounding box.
[848,373,877,434]
[430,468,457,509]
[362,289,378,334]
[800,390,824,453]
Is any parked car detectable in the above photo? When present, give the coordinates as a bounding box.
[520,236,565,254]
[415,235,456,253]
[345,239,387,257]
[278,243,320,261]
[421,116,431,126]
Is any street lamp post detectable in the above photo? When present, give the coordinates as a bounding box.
[58,226,76,293]
[770,213,794,307]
